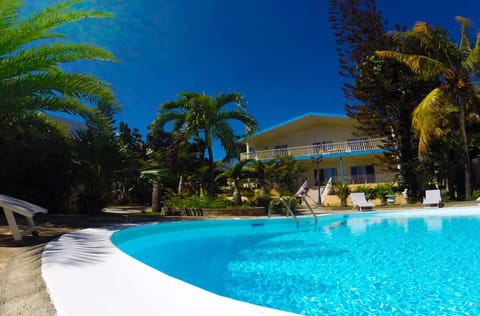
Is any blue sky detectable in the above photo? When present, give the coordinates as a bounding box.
[27,1,480,159]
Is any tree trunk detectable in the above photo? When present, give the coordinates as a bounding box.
[206,132,216,196]
[399,104,421,202]
[459,103,472,199]
[151,182,161,212]
[233,190,242,205]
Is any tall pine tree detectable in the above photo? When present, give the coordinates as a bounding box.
[328,0,438,199]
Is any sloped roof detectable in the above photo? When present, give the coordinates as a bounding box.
[248,112,348,141]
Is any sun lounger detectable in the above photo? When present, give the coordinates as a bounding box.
[423,189,442,207]
[0,194,48,241]
[351,192,374,211]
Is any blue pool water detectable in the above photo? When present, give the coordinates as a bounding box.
[112,208,480,315]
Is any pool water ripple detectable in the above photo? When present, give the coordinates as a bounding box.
[113,211,480,315]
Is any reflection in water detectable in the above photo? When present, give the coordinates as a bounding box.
[346,218,383,235]
[389,217,409,233]
[346,219,367,234]
[424,217,443,232]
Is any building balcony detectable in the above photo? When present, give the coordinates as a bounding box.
[240,137,387,161]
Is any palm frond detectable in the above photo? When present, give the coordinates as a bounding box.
[466,89,480,114]
[213,121,237,158]
[215,159,256,181]
[0,0,22,29]
[456,16,473,56]
[152,111,186,130]
[0,0,112,55]
[0,0,119,126]
[411,21,444,49]
[0,71,118,119]
[412,88,454,156]
[376,50,453,80]
[463,32,480,71]
[153,90,258,166]
[52,72,116,104]
[214,109,259,133]
[159,100,186,112]
[0,43,118,80]
[214,92,245,110]
[177,91,199,99]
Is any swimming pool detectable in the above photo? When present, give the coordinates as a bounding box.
[112,207,480,315]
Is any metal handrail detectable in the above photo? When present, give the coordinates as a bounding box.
[290,195,317,224]
[268,197,298,225]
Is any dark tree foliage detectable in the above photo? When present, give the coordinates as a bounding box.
[0,114,73,211]
[328,0,387,98]
[71,126,124,213]
[115,122,150,204]
[264,156,307,195]
[147,125,210,196]
[328,0,438,200]
[118,122,144,154]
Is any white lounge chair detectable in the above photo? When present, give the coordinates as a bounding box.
[423,189,442,207]
[0,194,48,241]
[351,192,374,211]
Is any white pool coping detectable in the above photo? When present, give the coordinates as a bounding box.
[41,225,299,316]
[42,206,480,316]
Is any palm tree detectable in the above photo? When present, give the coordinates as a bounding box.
[376,17,480,199]
[216,159,257,205]
[140,167,171,212]
[153,91,259,195]
[71,127,126,212]
[0,0,119,122]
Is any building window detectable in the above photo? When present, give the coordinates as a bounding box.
[314,168,337,186]
[350,165,375,183]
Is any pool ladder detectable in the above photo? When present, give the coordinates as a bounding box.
[267,195,317,225]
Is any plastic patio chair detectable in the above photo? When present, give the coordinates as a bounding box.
[0,194,48,241]
[423,189,442,207]
[350,192,374,212]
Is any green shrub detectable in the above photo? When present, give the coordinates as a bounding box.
[287,196,301,211]
[353,185,375,200]
[472,189,480,200]
[251,193,272,209]
[163,195,231,209]
[373,184,395,201]
[332,181,351,207]
[268,198,289,214]
[353,184,396,203]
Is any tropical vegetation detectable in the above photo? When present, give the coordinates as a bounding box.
[376,17,480,199]
[151,91,259,196]
[2,0,480,216]
[0,0,120,123]
[329,0,480,201]
[0,0,121,211]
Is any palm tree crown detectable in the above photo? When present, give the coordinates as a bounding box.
[0,0,120,122]
[376,16,480,199]
[152,91,258,195]
[153,91,258,164]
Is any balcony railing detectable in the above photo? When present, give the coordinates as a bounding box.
[334,172,398,184]
[240,137,387,161]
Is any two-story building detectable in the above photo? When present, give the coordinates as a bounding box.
[241,112,396,190]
